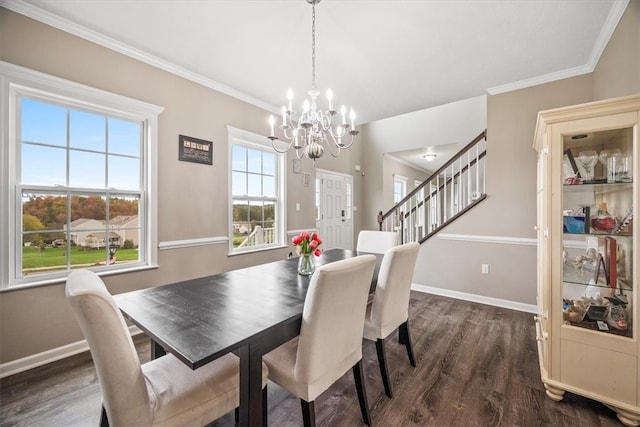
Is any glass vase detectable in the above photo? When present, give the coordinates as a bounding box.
[298,254,315,276]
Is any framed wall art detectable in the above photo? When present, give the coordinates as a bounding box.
[179,134,213,165]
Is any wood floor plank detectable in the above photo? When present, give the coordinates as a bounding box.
[0,292,625,426]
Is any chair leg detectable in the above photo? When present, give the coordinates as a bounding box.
[100,405,109,427]
[262,385,268,426]
[375,338,393,398]
[398,320,416,367]
[352,359,372,426]
[300,399,316,427]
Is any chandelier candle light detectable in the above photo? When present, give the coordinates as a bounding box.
[267,0,358,162]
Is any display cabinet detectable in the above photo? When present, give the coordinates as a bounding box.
[533,95,639,426]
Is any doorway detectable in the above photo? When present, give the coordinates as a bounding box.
[315,169,354,250]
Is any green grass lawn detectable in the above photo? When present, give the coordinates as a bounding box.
[23,246,139,269]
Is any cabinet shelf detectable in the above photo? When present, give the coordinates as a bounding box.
[562,271,633,290]
[564,182,633,192]
[565,321,633,338]
[564,231,632,237]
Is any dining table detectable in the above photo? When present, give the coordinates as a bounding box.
[113,248,383,427]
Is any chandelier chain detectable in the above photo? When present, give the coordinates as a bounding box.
[311,2,316,89]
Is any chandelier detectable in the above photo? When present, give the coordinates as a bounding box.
[268,0,358,162]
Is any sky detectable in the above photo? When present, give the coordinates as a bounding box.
[20,97,141,191]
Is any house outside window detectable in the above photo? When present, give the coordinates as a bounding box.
[228,126,285,253]
[0,62,162,289]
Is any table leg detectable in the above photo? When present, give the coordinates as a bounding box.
[151,340,166,359]
[238,341,265,427]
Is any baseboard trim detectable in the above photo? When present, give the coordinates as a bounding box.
[411,283,537,314]
[0,326,142,379]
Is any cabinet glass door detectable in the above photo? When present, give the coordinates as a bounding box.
[562,127,633,338]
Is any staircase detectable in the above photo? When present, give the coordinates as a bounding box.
[377,130,487,244]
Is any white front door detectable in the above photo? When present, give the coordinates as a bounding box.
[315,170,353,250]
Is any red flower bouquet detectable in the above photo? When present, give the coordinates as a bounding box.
[292,231,323,257]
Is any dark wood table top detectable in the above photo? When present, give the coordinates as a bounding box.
[114,248,381,369]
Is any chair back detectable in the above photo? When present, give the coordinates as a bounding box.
[294,255,377,393]
[369,242,420,336]
[65,270,152,426]
[356,230,398,254]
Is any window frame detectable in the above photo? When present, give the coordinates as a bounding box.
[0,61,163,290]
[393,174,408,204]
[227,126,286,255]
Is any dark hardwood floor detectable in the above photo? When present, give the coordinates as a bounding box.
[0,292,624,426]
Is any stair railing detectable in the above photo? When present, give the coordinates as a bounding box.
[378,130,487,244]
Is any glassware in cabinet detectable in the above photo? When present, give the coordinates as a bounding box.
[561,129,634,339]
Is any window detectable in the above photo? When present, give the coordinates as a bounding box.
[1,62,163,289]
[393,175,407,204]
[344,182,352,220]
[228,126,285,253]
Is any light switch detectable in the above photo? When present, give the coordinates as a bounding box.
[296,203,300,211]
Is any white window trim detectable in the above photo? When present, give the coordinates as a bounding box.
[0,61,164,290]
[393,174,408,203]
[227,126,286,255]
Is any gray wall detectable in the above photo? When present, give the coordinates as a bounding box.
[593,0,640,101]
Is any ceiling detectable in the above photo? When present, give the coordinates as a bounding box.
[7,0,628,170]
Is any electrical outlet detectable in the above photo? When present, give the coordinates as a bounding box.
[481,264,490,274]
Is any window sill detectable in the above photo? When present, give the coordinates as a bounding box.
[1,264,160,293]
[228,244,288,257]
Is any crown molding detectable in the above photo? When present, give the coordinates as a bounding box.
[1,0,280,115]
[384,152,432,174]
[587,0,630,67]
[487,64,593,96]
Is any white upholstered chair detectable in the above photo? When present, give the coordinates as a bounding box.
[356,230,398,254]
[263,255,377,427]
[363,242,420,398]
[65,269,268,427]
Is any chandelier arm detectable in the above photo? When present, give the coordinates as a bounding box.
[338,134,356,150]
[327,126,347,142]
[282,127,296,140]
[271,139,294,154]
[321,137,342,158]
[318,113,332,132]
